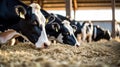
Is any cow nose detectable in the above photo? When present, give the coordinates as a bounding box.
[75,44,79,47]
[42,41,51,48]
[43,43,48,48]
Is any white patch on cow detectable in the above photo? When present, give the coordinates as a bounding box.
[30,3,50,48]
[35,27,50,48]
[62,20,74,35]
[30,3,46,26]
[94,26,97,39]
[57,33,63,43]
[62,20,80,46]
[107,30,112,40]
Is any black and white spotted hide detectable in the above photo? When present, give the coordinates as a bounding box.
[92,25,112,41]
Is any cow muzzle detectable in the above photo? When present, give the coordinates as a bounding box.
[41,42,51,48]
[75,43,80,47]
[35,41,51,49]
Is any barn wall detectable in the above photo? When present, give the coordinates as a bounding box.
[93,21,112,32]
[79,21,112,32]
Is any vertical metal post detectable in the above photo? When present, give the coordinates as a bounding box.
[65,0,72,19]
[111,0,116,38]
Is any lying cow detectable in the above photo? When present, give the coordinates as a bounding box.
[41,9,80,46]
[115,22,120,38]
[92,25,112,41]
[71,20,112,42]
[0,0,50,49]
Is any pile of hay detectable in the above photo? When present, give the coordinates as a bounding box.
[0,39,120,67]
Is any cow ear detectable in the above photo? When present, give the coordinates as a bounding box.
[71,25,77,32]
[52,23,60,32]
[15,5,26,19]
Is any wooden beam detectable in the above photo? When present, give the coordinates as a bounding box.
[38,0,44,8]
[73,0,78,10]
[73,0,77,19]
[65,0,72,19]
[111,0,116,38]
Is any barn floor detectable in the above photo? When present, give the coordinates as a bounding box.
[0,39,120,67]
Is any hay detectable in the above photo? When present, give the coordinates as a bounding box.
[0,39,120,67]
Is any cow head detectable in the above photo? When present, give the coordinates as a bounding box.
[13,3,50,48]
[103,30,112,40]
[42,12,80,46]
[58,20,80,46]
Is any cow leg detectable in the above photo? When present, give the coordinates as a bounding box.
[82,32,86,42]
[77,34,82,43]
[87,35,92,43]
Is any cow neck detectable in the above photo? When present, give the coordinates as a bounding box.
[9,19,24,33]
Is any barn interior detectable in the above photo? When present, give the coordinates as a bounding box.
[21,0,120,37]
[0,0,120,67]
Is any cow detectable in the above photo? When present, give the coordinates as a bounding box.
[115,22,120,38]
[71,20,93,43]
[0,0,50,49]
[92,25,112,41]
[40,9,80,46]
[54,14,111,42]
[80,21,93,42]
[71,20,111,42]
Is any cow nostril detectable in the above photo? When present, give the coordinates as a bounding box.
[44,43,48,48]
[75,44,79,47]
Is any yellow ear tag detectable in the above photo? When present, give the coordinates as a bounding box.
[56,28,58,32]
[73,29,76,32]
[20,12,25,19]
[46,19,49,24]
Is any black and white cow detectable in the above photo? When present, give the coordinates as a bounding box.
[71,20,111,42]
[71,20,93,42]
[0,0,50,48]
[92,25,112,41]
[115,22,120,38]
[40,9,80,46]
[55,14,112,42]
